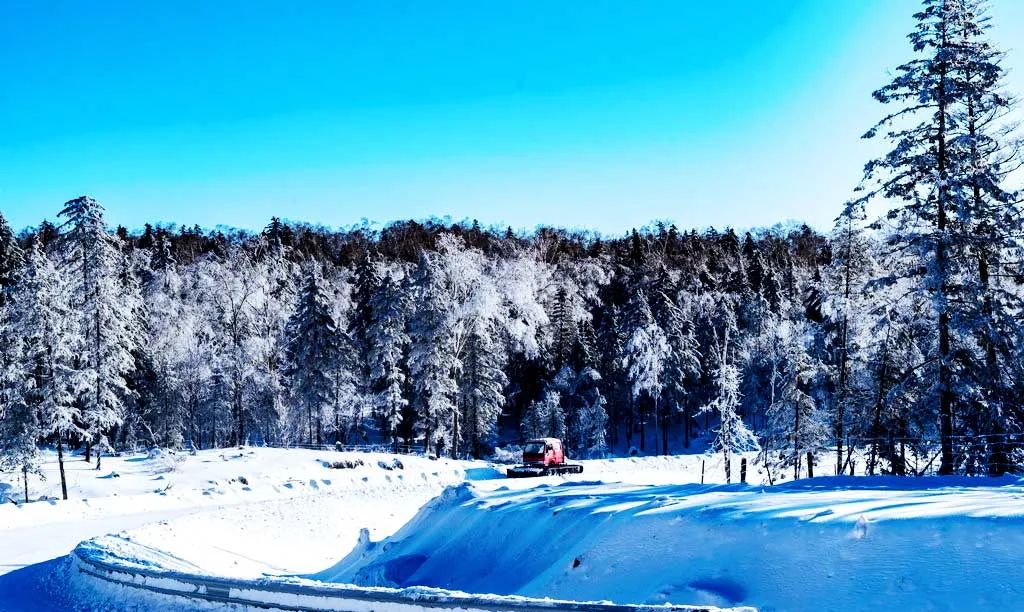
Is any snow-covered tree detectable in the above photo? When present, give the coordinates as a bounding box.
[564,366,608,457]
[653,284,701,455]
[700,328,758,483]
[0,297,40,503]
[0,385,41,503]
[408,251,460,455]
[202,247,258,446]
[459,322,507,457]
[949,0,1024,475]
[284,264,344,445]
[367,264,411,448]
[855,0,1016,475]
[766,322,829,479]
[522,389,565,441]
[0,212,23,304]
[58,196,138,463]
[824,202,879,474]
[622,289,669,452]
[16,239,80,499]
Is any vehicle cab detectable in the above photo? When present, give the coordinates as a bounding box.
[522,438,564,466]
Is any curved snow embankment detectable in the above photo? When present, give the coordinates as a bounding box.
[319,476,1024,612]
[84,451,504,579]
[71,537,740,612]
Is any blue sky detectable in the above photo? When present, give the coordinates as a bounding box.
[3,0,1024,235]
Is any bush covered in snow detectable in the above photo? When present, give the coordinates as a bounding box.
[325,458,364,470]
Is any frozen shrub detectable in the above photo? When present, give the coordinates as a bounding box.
[325,458,364,470]
[377,458,404,471]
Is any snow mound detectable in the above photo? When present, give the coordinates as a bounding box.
[317,476,1024,611]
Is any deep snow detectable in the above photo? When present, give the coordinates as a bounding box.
[4,447,1024,611]
[0,447,495,610]
[318,476,1024,611]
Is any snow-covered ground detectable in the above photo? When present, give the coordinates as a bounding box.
[0,447,494,610]
[3,447,1023,611]
[323,475,1024,611]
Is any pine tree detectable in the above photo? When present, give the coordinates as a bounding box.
[408,252,458,455]
[368,265,411,448]
[858,0,967,474]
[622,289,669,453]
[284,265,344,445]
[825,203,878,474]
[949,0,1022,475]
[0,298,40,503]
[58,196,137,464]
[550,284,576,370]
[0,212,24,305]
[522,390,565,441]
[564,367,608,457]
[17,239,80,499]
[654,286,701,455]
[458,323,507,457]
[0,384,41,504]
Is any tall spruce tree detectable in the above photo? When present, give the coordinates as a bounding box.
[368,265,411,448]
[284,265,344,445]
[858,0,966,474]
[0,212,23,305]
[58,197,137,464]
[950,0,1022,475]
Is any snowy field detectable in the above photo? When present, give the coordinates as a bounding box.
[3,447,1024,611]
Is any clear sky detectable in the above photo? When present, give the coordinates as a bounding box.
[3,0,1024,236]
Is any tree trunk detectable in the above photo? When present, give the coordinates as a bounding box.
[451,410,459,459]
[793,399,802,480]
[965,83,1009,476]
[836,220,853,476]
[683,400,691,449]
[638,399,646,453]
[57,437,68,500]
[935,31,955,476]
[23,467,29,504]
[661,400,669,456]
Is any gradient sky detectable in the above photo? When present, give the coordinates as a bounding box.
[3,0,1024,235]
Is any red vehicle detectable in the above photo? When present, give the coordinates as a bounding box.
[506,438,584,478]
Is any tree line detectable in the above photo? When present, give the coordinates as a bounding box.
[1,0,1022,499]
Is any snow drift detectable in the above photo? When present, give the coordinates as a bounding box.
[316,476,1024,611]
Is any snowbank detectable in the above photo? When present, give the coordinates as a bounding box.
[319,476,1024,611]
[0,447,499,577]
[71,536,748,612]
